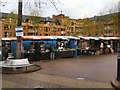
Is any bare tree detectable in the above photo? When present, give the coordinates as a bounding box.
[98,2,119,16]
[24,0,63,16]
[29,8,40,16]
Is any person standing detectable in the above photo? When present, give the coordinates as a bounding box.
[34,42,40,60]
[100,42,104,54]
[2,45,9,60]
[49,44,55,60]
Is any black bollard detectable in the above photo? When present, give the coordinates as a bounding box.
[117,50,120,80]
[117,56,120,80]
[111,51,120,88]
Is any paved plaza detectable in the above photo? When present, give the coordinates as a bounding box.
[2,53,118,88]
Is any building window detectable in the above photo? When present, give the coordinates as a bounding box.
[4,24,10,30]
[58,28,61,32]
[71,22,74,25]
[40,27,42,31]
[61,28,65,31]
[44,33,48,36]
[61,34,65,36]
[52,27,56,32]
[71,27,74,32]
[53,33,56,36]
[47,22,50,25]
[23,26,26,30]
[4,32,12,37]
[44,27,49,32]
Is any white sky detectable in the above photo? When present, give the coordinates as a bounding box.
[1,0,120,19]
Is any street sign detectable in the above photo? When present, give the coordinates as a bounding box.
[15,26,23,36]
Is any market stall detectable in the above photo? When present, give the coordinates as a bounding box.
[53,36,78,59]
[3,36,78,61]
[77,36,120,55]
[77,36,100,55]
[98,37,120,53]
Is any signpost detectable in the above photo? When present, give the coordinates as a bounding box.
[15,26,23,37]
[16,0,22,59]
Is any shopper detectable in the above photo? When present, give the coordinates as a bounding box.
[2,45,9,60]
[34,42,40,60]
[49,44,55,60]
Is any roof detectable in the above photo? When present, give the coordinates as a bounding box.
[78,36,120,40]
[1,36,77,41]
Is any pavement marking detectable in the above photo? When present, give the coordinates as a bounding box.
[77,77,85,80]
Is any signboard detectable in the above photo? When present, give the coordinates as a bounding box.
[15,26,23,36]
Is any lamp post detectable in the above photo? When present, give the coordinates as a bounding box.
[16,0,22,59]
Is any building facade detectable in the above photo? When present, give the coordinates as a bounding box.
[0,13,77,38]
[0,12,119,38]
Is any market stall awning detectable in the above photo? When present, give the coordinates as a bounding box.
[88,37,99,40]
[22,36,54,40]
[98,37,120,40]
[78,36,90,40]
[1,38,11,41]
[78,36,120,40]
[63,36,79,40]
[52,36,68,40]
[1,37,17,41]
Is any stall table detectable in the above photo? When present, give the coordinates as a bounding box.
[24,52,50,61]
[25,50,75,61]
[55,50,75,59]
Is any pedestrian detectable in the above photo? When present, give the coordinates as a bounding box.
[34,42,40,60]
[49,44,55,60]
[100,42,103,54]
[2,45,9,60]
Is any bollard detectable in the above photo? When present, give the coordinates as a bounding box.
[117,56,120,80]
[111,51,120,88]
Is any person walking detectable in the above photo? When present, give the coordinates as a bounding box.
[49,44,55,60]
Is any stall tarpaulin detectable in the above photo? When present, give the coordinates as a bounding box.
[78,36,90,40]
[98,37,120,40]
[78,36,120,40]
[63,36,79,40]
[22,36,54,40]
[1,37,17,41]
[52,36,68,40]
[88,37,99,40]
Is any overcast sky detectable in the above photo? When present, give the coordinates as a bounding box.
[1,0,119,19]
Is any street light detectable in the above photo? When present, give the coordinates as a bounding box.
[16,0,22,59]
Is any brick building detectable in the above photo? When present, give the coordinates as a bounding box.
[0,13,78,38]
[1,12,119,38]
